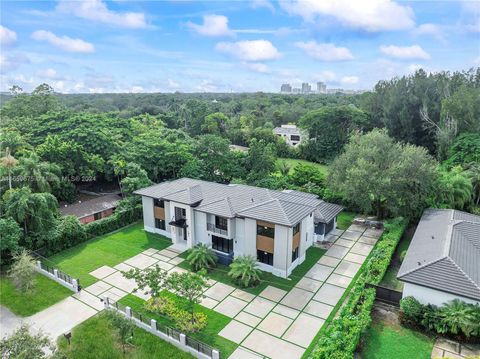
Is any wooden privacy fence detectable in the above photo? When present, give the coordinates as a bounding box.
[104,297,219,359]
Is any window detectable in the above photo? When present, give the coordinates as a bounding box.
[293,223,300,236]
[94,212,102,220]
[257,250,273,265]
[257,224,274,238]
[175,207,186,219]
[155,218,166,230]
[292,247,299,262]
[215,216,228,231]
[154,199,164,208]
[212,235,233,253]
[291,135,300,141]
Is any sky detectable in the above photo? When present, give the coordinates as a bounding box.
[1,0,479,93]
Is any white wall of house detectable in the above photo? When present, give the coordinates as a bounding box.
[403,283,479,306]
[194,211,209,245]
[142,196,155,232]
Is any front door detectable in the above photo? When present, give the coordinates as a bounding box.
[183,228,187,241]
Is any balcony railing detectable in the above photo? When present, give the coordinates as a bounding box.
[169,216,188,228]
[207,222,228,236]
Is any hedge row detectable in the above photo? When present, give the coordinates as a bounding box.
[310,217,407,359]
[84,205,142,238]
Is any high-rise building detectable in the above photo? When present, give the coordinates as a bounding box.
[301,82,311,93]
[280,83,292,93]
[317,82,326,93]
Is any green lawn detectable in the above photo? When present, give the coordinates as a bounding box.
[119,292,237,358]
[179,247,325,295]
[48,223,172,287]
[58,313,194,359]
[276,158,329,176]
[379,224,415,290]
[361,321,434,359]
[337,211,356,230]
[0,274,72,316]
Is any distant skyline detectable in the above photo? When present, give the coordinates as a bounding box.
[1,0,479,93]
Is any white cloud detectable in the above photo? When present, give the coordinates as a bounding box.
[216,40,281,61]
[380,45,430,60]
[0,52,29,72]
[0,25,17,45]
[32,30,95,53]
[280,0,415,32]
[294,41,354,61]
[243,62,270,73]
[407,63,423,72]
[461,1,480,33]
[315,70,336,82]
[196,79,217,92]
[341,76,359,84]
[251,0,275,13]
[56,0,147,28]
[474,56,480,65]
[414,24,444,41]
[186,15,234,37]
[130,86,144,93]
[167,79,180,89]
[36,68,59,79]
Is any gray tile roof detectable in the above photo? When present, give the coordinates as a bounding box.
[397,208,480,301]
[314,202,344,223]
[134,178,341,226]
[59,194,121,219]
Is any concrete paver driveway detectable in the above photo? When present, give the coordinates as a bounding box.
[0,306,24,338]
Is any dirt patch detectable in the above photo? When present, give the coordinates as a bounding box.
[370,302,401,328]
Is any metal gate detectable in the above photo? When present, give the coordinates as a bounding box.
[366,283,403,306]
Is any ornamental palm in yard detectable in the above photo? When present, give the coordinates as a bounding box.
[228,255,261,288]
[186,244,217,272]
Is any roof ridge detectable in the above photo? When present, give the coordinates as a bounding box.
[237,198,291,224]
[237,198,277,213]
[445,255,480,291]
[225,197,235,216]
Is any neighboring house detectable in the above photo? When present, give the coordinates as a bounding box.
[229,144,249,153]
[397,209,480,306]
[273,124,306,147]
[135,178,343,278]
[59,194,121,224]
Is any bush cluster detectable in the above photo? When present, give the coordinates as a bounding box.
[311,217,407,359]
[400,297,480,342]
[145,296,207,333]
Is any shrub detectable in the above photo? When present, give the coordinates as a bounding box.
[186,244,217,272]
[51,215,87,251]
[84,205,142,238]
[0,217,22,264]
[104,310,135,353]
[228,255,262,288]
[399,249,407,262]
[400,298,480,341]
[399,296,426,327]
[8,250,37,293]
[311,217,407,359]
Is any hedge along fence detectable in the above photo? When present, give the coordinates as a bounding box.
[310,217,407,359]
[84,204,142,238]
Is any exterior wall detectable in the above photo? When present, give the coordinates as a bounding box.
[194,211,209,245]
[142,196,171,238]
[80,215,95,224]
[402,282,479,306]
[168,201,194,248]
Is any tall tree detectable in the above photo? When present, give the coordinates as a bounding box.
[328,129,438,218]
[15,152,61,193]
[1,148,18,190]
[3,187,58,235]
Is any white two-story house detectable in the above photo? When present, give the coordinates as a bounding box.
[135,178,342,278]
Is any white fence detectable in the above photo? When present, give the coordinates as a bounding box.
[103,296,220,359]
[35,261,80,292]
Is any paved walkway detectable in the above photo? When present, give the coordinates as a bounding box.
[431,338,480,359]
[0,305,23,338]
[74,223,382,359]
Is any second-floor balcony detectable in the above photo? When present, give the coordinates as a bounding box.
[207,222,228,236]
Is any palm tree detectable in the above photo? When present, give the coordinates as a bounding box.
[1,147,18,190]
[15,152,60,193]
[228,255,262,288]
[277,160,292,177]
[436,299,477,337]
[186,244,217,272]
[4,187,58,235]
